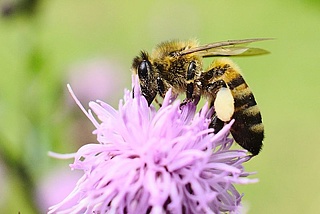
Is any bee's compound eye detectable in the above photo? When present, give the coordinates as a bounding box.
[138,60,150,79]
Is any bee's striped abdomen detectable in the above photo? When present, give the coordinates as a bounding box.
[228,74,264,155]
[204,58,264,156]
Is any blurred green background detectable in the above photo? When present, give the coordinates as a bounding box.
[0,0,319,213]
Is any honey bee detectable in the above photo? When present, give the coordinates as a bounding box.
[132,38,270,156]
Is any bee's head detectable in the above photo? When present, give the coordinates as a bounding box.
[132,51,157,105]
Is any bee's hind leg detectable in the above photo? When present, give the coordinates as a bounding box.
[209,115,225,134]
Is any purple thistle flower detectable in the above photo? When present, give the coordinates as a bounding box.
[48,75,258,214]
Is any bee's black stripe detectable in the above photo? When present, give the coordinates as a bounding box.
[233,110,262,128]
[233,93,256,108]
[231,110,264,155]
[227,75,246,90]
[230,87,264,155]
[230,125,264,156]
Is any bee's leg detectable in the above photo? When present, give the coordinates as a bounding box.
[186,83,194,101]
[154,97,162,108]
[186,61,197,100]
[180,81,194,107]
[206,80,227,96]
[206,80,228,133]
[157,77,166,97]
[181,61,197,108]
[152,77,165,107]
[209,115,225,134]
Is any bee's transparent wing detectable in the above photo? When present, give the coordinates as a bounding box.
[201,47,270,57]
[179,38,272,57]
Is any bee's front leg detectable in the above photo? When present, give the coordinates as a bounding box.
[157,77,166,97]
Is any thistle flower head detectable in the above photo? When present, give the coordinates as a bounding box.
[49,76,257,214]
